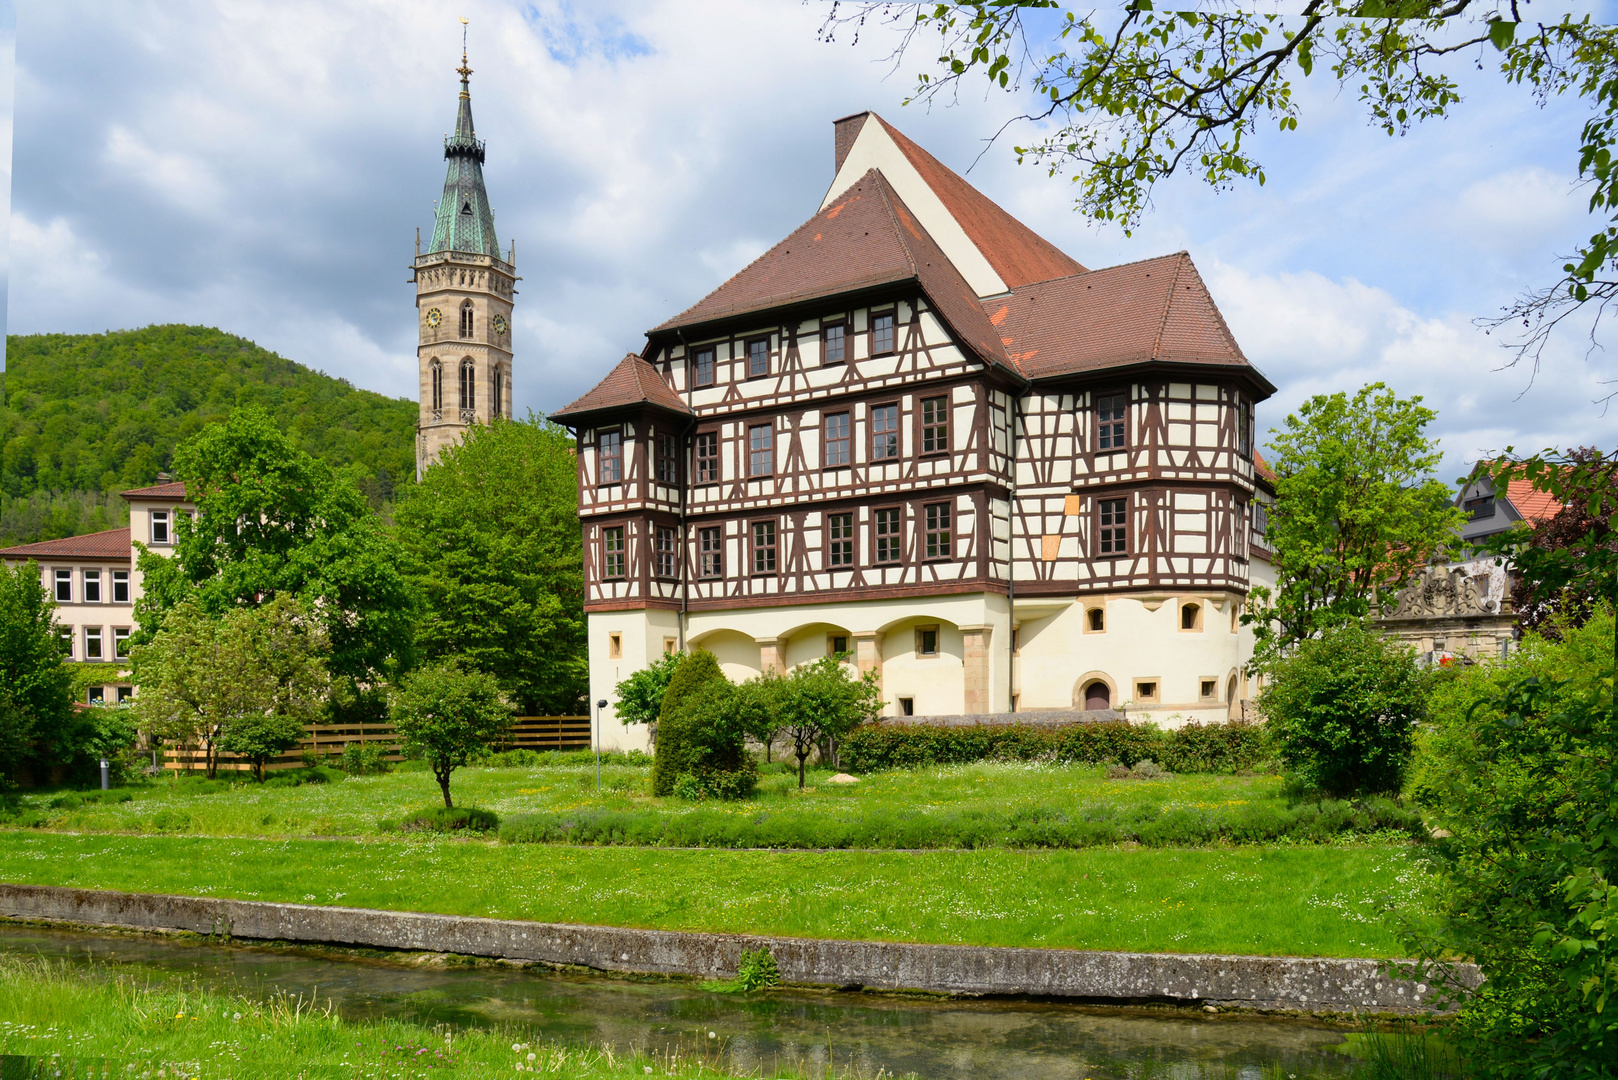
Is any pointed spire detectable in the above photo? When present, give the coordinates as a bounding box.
[427,22,502,260]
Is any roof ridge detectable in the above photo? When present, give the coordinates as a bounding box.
[657,169,888,330]
[1169,253,1251,366]
[1150,253,1187,360]
[872,173,923,280]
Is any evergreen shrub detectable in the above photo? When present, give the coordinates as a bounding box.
[657,679,758,800]
[839,720,1271,773]
[652,650,734,796]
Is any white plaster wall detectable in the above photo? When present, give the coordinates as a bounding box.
[586,608,681,753]
[1013,593,1252,728]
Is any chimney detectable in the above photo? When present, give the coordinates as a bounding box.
[833,112,871,173]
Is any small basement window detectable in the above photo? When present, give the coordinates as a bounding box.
[828,634,849,656]
[899,697,915,716]
[1200,679,1218,701]
[1134,680,1160,704]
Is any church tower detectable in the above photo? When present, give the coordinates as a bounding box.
[414,42,516,476]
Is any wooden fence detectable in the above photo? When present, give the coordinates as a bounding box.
[161,716,592,774]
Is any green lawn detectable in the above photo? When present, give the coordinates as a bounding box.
[0,954,781,1080]
[9,757,1412,850]
[0,831,1423,958]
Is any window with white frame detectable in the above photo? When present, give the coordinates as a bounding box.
[84,627,103,661]
[113,627,131,659]
[112,570,130,604]
[150,511,170,545]
[54,569,72,602]
[83,570,101,603]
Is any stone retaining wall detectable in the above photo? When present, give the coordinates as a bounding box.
[0,883,1478,1014]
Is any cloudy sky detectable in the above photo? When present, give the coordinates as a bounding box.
[4,0,1614,481]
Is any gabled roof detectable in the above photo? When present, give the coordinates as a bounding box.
[120,481,189,500]
[1504,477,1561,524]
[985,252,1274,393]
[868,115,1086,289]
[551,354,692,424]
[0,527,131,562]
[652,171,1014,375]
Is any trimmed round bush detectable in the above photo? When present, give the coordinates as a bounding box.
[1259,622,1427,797]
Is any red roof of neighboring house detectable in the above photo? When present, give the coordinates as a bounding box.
[1505,477,1562,524]
[985,252,1272,390]
[120,481,188,500]
[869,114,1087,289]
[1253,451,1277,487]
[0,527,132,562]
[552,354,692,423]
[651,171,1015,375]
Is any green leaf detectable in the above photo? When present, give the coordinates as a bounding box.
[1488,19,1516,52]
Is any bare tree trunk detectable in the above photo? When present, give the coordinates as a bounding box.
[436,765,454,808]
[795,749,809,790]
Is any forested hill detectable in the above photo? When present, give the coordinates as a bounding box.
[0,325,418,546]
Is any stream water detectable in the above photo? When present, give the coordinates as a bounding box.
[0,923,1366,1079]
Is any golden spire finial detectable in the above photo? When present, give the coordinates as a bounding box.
[457,17,472,82]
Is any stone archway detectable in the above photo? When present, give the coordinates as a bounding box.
[1072,671,1117,711]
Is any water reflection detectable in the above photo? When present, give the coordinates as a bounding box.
[0,924,1358,1079]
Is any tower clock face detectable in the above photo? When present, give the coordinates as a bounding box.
[425,308,443,328]
[493,314,508,336]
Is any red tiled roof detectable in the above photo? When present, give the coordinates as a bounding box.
[986,252,1272,390]
[652,171,1013,374]
[0,527,131,561]
[120,481,188,499]
[1253,451,1276,486]
[551,354,692,423]
[872,115,1087,289]
[1505,477,1562,524]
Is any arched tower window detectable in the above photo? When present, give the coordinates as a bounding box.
[493,367,505,419]
[429,359,442,414]
[459,359,475,414]
[459,300,474,339]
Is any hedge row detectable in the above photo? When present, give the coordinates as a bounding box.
[500,796,1421,850]
[838,720,1273,774]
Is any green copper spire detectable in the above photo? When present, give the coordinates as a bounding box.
[427,46,501,258]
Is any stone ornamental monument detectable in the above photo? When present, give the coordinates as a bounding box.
[1375,560,1515,662]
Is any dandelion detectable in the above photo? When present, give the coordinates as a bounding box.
[232,1013,241,1021]
[707,1031,716,1039]
[527,1052,536,1061]
[645,1069,653,1076]
[512,1044,522,1053]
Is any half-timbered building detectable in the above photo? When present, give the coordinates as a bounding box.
[553,112,1276,748]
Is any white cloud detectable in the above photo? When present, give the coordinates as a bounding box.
[1205,260,1614,481]
[4,0,1615,463]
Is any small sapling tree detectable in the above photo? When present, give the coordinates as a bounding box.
[390,663,511,808]
[770,655,883,790]
[613,651,683,748]
[0,560,72,787]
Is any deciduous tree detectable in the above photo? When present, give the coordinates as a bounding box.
[134,406,412,684]
[1246,383,1463,663]
[0,560,73,785]
[395,417,585,714]
[613,651,682,747]
[389,663,511,808]
[133,595,330,779]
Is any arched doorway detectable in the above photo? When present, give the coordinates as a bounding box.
[1083,680,1110,710]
